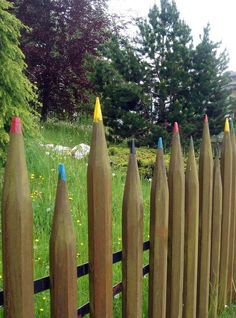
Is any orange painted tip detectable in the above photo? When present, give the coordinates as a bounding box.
[173,122,179,133]
[204,114,208,123]
[93,97,103,122]
[10,117,21,134]
[224,117,230,133]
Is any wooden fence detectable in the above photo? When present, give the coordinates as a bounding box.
[1,101,236,318]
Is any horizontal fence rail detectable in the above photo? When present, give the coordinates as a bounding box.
[0,241,150,316]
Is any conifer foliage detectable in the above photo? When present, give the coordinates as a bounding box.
[0,0,38,161]
[92,0,234,145]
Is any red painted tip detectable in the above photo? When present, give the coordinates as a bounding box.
[173,122,179,133]
[204,114,208,123]
[10,117,22,134]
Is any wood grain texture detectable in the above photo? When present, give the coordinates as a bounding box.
[50,176,77,318]
[2,125,34,318]
[227,127,236,303]
[197,120,213,318]
[209,156,222,318]
[148,145,168,318]
[233,131,236,303]
[218,127,232,311]
[122,149,143,318]
[166,128,185,318]
[87,120,113,318]
[183,139,199,318]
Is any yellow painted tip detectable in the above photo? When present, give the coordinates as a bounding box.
[93,97,103,122]
[224,118,230,132]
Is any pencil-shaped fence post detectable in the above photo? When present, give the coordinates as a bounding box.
[233,126,236,303]
[122,140,143,318]
[166,122,185,318]
[1,117,34,318]
[227,119,236,303]
[50,164,77,318]
[197,115,213,318]
[183,138,199,318]
[148,137,168,317]
[87,98,113,318]
[209,155,222,318]
[218,118,232,311]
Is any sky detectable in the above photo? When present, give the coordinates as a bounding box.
[108,0,236,70]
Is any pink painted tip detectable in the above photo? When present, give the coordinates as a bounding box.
[10,117,22,134]
[173,122,179,134]
[204,114,208,123]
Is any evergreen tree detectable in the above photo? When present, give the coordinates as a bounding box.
[135,2,233,141]
[90,33,163,144]
[0,0,38,161]
[136,0,193,129]
[92,1,234,145]
[190,25,232,138]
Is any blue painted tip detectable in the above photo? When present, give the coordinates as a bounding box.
[58,164,66,181]
[130,139,136,154]
[157,137,163,149]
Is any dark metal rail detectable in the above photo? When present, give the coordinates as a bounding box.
[0,240,150,316]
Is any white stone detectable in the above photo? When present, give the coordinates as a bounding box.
[74,143,90,159]
[43,143,54,149]
[40,143,90,159]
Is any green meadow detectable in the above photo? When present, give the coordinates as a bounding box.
[0,119,234,317]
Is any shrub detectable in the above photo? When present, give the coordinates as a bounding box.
[109,145,170,179]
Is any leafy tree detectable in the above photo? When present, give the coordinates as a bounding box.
[0,0,38,162]
[13,0,109,120]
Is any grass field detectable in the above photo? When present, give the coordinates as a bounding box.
[0,119,235,317]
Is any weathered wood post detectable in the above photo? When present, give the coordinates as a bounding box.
[183,138,199,318]
[87,97,113,318]
[50,164,77,317]
[122,140,143,318]
[2,117,34,318]
[209,154,222,318]
[197,115,213,318]
[166,122,185,318]
[232,125,236,303]
[227,118,236,303]
[218,118,232,311]
[148,137,168,318]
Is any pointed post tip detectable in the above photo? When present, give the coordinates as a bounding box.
[157,137,163,149]
[204,114,208,123]
[10,117,22,134]
[190,136,194,148]
[58,163,66,181]
[93,97,103,122]
[130,139,136,154]
[224,117,230,133]
[173,122,179,134]
[229,117,234,130]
